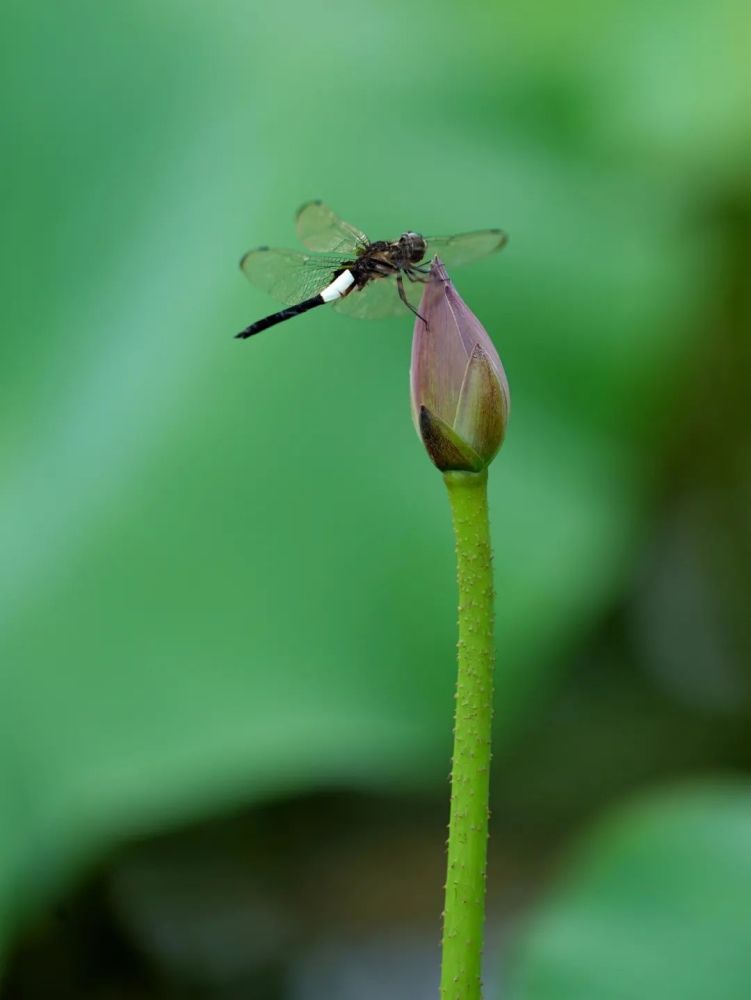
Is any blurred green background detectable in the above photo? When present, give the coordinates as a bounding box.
[2,0,751,997]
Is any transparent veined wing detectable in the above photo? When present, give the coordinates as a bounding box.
[295,201,369,254]
[240,247,347,305]
[334,273,427,320]
[423,229,508,268]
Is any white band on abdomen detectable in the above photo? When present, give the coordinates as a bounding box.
[320,269,355,303]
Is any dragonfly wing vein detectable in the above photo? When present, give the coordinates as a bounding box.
[424,229,508,268]
[333,274,426,320]
[295,201,369,254]
[240,247,349,305]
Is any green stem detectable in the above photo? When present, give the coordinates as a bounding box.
[440,468,495,1000]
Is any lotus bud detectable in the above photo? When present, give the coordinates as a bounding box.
[410,258,509,472]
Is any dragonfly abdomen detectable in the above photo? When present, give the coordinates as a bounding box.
[235,270,355,339]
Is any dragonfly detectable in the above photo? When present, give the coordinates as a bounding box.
[235,201,508,339]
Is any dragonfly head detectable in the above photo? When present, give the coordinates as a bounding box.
[398,232,427,263]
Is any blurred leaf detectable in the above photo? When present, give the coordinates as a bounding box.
[505,784,751,1000]
[0,0,748,963]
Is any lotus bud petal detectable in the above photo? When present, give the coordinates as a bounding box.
[410,258,509,472]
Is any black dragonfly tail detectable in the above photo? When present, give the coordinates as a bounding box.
[235,294,326,339]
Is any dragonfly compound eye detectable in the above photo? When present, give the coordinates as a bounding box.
[399,232,428,263]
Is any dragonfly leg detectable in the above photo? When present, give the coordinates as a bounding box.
[397,273,427,325]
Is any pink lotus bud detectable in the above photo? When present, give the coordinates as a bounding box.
[410,258,510,472]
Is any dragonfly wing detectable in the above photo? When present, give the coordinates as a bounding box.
[333,274,427,320]
[295,201,369,254]
[423,229,508,268]
[240,247,347,305]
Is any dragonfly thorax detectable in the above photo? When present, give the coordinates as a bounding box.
[397,232,427,263]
